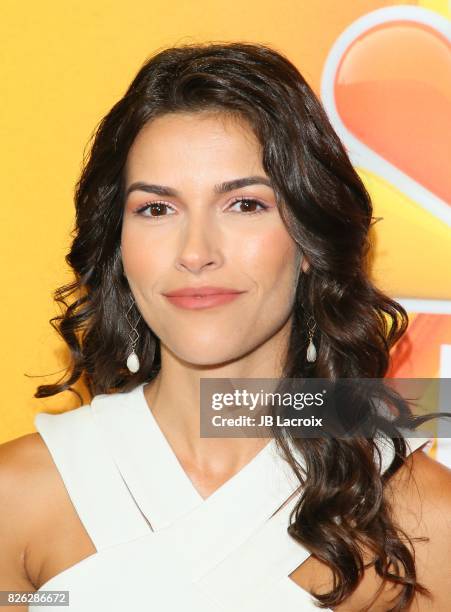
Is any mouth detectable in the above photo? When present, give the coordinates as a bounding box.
[162,287,247,310]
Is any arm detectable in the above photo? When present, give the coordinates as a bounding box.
[0,434,42,610]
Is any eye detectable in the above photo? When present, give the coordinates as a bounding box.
[228,197,269,215]
[133,197,270,219]
[134,201,176,218]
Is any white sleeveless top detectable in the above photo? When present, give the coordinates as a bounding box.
[31,382,430,611]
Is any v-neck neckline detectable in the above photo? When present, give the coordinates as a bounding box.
[138,381,276,502]
[91,382,301,532]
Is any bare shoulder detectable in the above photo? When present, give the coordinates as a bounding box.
[0,423,98,594]
[390,443,451,489]
[386,446,451,538]
[0,431,57,501]
[349,449,451,610]
[0,433,59,593]
[0,431,56,517]
[382,448,451,610]
[289,448,451,611]
[0,430,50,468]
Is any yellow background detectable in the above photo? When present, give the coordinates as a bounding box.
[0,0,449,442]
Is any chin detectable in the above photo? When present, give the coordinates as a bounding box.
[169,343,243,368]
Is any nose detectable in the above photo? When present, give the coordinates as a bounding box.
[174,211,222,274]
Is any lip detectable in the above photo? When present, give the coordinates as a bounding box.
[162,286,247,310]
[162,286,245,297]
[164,293,245,310]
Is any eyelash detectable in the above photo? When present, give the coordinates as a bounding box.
[133,197,269,219]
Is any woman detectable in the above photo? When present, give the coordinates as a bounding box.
[0,42,450,611]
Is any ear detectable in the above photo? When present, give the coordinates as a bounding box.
[300,254,310,273]
[119,245,127,278]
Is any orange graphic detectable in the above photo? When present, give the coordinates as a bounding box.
[322,6,451,463]
[389,313,451,377]
[335,20,451,204]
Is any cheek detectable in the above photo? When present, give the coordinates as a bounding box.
[237,225,299,291]
[121,223,167,281]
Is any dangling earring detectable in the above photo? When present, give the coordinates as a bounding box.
[306,315,317,363]
[125,297,141,373]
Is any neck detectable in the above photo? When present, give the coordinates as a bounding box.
[142,317,291,494]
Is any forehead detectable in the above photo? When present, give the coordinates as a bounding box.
[125,111,263,180]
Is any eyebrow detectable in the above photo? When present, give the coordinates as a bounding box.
[125,175,273,198]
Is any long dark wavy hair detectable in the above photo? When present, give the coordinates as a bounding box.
[35,42,445,610]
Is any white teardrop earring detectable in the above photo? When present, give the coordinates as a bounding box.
[125,297,142,373]
[306,315,317,363]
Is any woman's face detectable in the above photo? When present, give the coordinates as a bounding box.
[121,111,307,366]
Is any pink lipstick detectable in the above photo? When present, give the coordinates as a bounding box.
[162,286,246,310]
